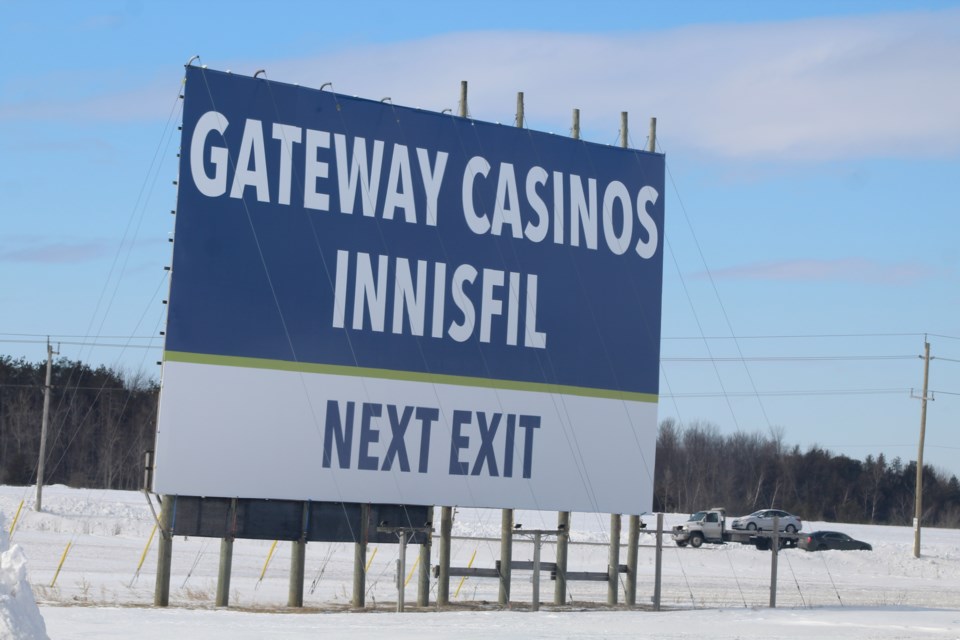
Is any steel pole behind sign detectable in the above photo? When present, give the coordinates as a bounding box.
[770,516,780,608]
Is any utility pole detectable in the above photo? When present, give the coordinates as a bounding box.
[913,340,931,558]
[36,338,58,512]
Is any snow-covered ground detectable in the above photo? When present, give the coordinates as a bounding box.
[1,485,958,638]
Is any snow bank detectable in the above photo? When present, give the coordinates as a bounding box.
[0,513,48,640]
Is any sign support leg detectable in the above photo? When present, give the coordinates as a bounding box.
[626,515,640,606]
[532,532,542,611]
[554,511,569,605]
[289,539,305,607]
[607,514,621,605]
[417,521,431,607]
[654,513,663,611]
[215,537,233,607]
[438,506,452,606]
[352,504,369,608]
[396,531,407,612]
[499,509,512,606]
[153,495,174,607]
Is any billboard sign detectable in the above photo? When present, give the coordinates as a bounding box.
[154,66,665,514]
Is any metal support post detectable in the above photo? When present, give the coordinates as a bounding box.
[438,506,452,605]
[289,539,306,607]
[417,518,431,607]
[216,497,237,607]
[352,503,369,608]
[499,509,513,606]
[532,531,542,611]
[654,513,663,611]
[459,81,468,118]
[154,495,174,607]
[216,537,233,607]
[396,530,407,612]
[626,515,640,606]
[288,501,308,607]
[607,514,621,605]
[770,516,780,608]
[554,511,570,605]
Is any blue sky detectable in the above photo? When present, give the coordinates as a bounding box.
[2,1,959,479]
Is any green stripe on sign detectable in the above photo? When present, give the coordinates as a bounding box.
[163,351,658,403]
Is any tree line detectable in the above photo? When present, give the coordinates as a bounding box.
[654,418,960,527]
[2,355,958,526]
[0,355,157,490]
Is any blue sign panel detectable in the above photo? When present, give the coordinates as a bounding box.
[154,66,665,514]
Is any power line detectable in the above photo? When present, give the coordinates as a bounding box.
[662,388,911,398]
[0,343,935,360]
[4,335,957,354]
[0,333,158,340]
[0,384,140,391]
[662,332,928,340]
[663,355,916,363]
[0,339,159,349]
[0,331,941,341]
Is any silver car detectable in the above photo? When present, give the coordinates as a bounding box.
[731,509,802,533]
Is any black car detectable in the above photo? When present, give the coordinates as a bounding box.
[799,530,872,551]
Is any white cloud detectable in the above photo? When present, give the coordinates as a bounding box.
[0,239,110,264]
[0,71,180,122]
[5,10,959,160]
[233,10,960,160]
